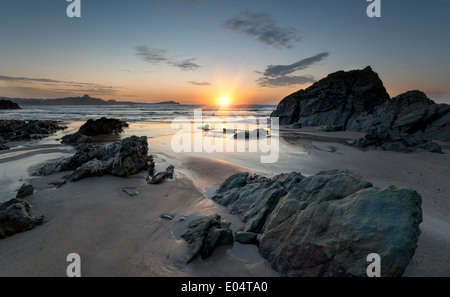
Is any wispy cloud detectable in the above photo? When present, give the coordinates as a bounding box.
[170,58,202,71]
[256,53,329,87]
[256,75,316,88]
[0,75,120,96]
[222,10,301,49]
[135,46,201,71]
[134,46,168,63]
[187,81,211,86]
[262,53,329,77]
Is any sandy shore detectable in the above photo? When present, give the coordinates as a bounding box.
[0,156,277,277]
[0,125,449,277]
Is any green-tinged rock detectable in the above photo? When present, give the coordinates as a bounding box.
[214,170,423,277]
[0,198,44,239]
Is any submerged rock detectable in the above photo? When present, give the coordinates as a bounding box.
[181,214,233,263]
[213,170,423,277]
[38,136,151,183]
[0,198,44,239]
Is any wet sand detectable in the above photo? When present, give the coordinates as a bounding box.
[0,125,449,276]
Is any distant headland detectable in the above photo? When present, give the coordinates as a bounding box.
[0,95,180,106]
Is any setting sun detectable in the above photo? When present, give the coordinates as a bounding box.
[219,97,230,106]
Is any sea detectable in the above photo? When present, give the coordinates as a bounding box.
[0,104,276,123]
[0,104,281,202]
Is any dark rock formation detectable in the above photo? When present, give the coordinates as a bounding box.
[16,184,34,198]
[0,120,65,142]
[271,67,450,152]
[61,117,128,145]
[0,198,44,239]
[271,67,390,127]
[60,132,92,145]
[356,126,442,153]
[38,136,151,183]
[213,170,422,277]
[0,99,20,109]
[77,117,128,136]
[181,214,234,263]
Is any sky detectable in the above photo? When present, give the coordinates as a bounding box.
[0,0,449,105]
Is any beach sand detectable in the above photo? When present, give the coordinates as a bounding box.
[0,126,449,277]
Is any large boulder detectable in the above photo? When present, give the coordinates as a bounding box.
[0,198,44,239]
[213,170,423,277]
[38,136,152,182]
[272,67,390,128]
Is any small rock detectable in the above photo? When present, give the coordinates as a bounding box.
[49,179,67,188]
[16,184,34,198]
[202,124,211,131]
[122,187,139,196]
[160,215,173,220]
